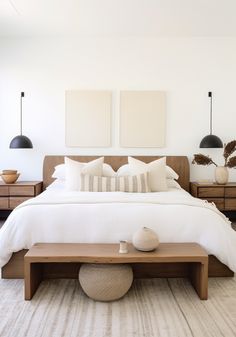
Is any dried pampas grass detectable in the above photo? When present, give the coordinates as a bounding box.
[224,140,236,161]
[226,156,236,168]
[192,154,217,166]
[192,140,236,169]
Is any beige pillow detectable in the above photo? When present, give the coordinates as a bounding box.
[128,156,168,192]
[80,172,150,193]
[118,163,179,180]
[65,157,104,191]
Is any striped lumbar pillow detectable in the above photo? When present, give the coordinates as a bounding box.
[80,172,150,193]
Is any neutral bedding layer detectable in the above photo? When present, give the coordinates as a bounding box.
[0,188,236,271]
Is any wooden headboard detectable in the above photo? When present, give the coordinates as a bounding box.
[43,155,190,191]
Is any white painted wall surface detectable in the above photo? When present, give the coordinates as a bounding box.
[0,37,236,182]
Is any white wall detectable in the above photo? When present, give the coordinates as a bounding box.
[0,37,236,182]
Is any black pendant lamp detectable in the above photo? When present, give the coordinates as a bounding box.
[10,92,33,149]
[199,92,223,148]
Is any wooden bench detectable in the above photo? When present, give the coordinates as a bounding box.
[24,242,208,300]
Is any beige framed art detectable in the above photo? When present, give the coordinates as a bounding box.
[65,90,112,147]
[120,91,166,147]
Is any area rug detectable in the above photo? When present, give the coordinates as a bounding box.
[1,277,236,337]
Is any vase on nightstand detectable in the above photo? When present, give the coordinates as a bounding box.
[215,166,229,185]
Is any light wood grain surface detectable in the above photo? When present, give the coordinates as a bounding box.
[25,242,208,262]
[24,243,208,300]
[191,182,236,211]
[0,181,42,210]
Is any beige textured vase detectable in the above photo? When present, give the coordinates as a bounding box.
[132,227,159,252]
[215,166,229,185]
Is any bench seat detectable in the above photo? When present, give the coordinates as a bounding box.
[24,242,208,300]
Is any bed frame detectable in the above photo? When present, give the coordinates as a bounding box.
[2,155,234,279]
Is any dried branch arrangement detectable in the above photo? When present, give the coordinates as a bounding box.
[192,140,236,168]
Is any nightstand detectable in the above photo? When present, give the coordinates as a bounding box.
[0,181,43,210]
[190,182,236,211]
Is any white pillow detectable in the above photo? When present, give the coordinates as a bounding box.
[166,166,179,180]
[167,179,181,189]
[46,179,66,190]
[128,156,168,192]
[102,163,116,177]
[80,172,150,193]
[52,162,116,180]
[65,157,104,191]
[52,161,178,179]
[116,164,131,176]
[117,163,179,180]
[52,164,65,180]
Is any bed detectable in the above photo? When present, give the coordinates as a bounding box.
[1,155,235,279]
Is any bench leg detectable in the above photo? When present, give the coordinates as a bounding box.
[189,262,208,300]
[24,262,43,300]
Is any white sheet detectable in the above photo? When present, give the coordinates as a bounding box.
[1,188,236,272]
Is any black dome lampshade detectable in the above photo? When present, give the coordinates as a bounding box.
[10,92,33,149]
[9,135,33,148]
[199,92,223,148]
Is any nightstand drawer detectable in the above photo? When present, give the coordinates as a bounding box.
[0,197,9,209]
[9,197,31,209]
[0,186,9,196]
[0,182,42,212]
[225,187,236,197]
[9,186,35,196]
[191,182,236,212]
[225,199,236,210]
[204,198,224,210]
[198,187,224,198]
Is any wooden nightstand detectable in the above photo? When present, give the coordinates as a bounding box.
[190,182,236,211]
[0,181,42,210]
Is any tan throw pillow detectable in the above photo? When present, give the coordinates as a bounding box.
[128,156,168,192]
[65,157,104,191]
[80,172,150,193]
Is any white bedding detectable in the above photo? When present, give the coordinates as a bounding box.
[1,187,236,272]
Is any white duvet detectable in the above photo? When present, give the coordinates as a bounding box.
[1,188,236,272]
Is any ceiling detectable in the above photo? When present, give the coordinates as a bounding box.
[1,0,236,37]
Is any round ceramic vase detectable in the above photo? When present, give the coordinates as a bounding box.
[132,227,159,252]
[215,166,229,185]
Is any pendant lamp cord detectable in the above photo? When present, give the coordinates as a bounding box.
[20,92,24,135]
[208,91,212,135]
